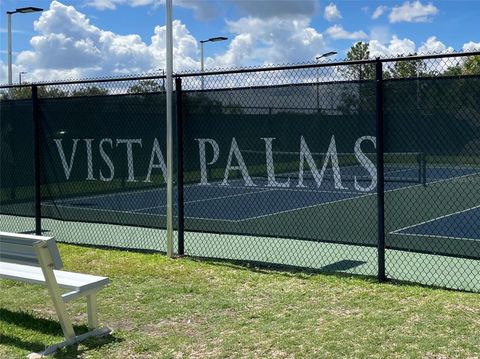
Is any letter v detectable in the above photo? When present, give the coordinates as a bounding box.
[54,139,79,180]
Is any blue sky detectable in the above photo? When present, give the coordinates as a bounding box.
[1,0,479,83]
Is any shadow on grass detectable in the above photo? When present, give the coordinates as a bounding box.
[0,308,121,357]
[0,308,79,336]
[188,255,375,281]
[50,242,477,293]
[188,256,480,293]
[59,241,376,282]
[53,334,120,359]
[0,333,46,354]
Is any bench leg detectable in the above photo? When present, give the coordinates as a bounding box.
[86,293,99,330]
[36,327,112,357]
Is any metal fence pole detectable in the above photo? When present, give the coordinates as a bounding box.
[32,85,42,235]
[165,0,174,257]
[175,77,185,256]
[375,59,386,282]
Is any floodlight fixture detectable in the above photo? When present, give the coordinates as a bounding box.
[200,36,228,89]
[6,6,43,84]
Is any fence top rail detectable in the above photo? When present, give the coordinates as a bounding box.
[176,51,480,78]
[1,51,479,89]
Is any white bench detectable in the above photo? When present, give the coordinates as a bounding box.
[0,231,111,356]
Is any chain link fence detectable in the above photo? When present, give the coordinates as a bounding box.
[1,52,479,291]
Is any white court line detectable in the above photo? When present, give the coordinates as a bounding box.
[42,163,477,205]
[236,170,480,222]
[210,182,362,195]
[45,169,480,223]
[113,181,374,216]
[41,201,241,223]
[390,232,480,243]
[129,188,277,213]
[42,202,163,217]
[390,203,480,234]
[236,192,370,222]
[48,187,163,204]
[46,162,421,205]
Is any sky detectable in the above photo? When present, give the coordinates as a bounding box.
[0,0,479,83]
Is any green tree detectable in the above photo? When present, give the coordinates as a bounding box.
[463,55,480,75]
[338,42,375,115]
[38,86,69,98]
[71,86,108,97]
[443,64,463,76]
[127,80,164,94]
[344,42,375,81]
[0,84,68,100]
[0,86,31,100]
[388,54,426,79]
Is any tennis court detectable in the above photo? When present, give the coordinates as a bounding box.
[37,157,480,260]
[1,52,479,292]
[41,150,426,220]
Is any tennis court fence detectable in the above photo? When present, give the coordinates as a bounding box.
[1,52,480,291]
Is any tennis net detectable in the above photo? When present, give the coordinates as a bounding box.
[238,150,426,187]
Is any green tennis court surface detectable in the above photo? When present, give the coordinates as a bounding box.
[1,214,478,292]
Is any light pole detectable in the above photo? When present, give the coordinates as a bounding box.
[18,71,27,84]
[315,51,337,112]
[200,36,228,90]
[7,7,43,85]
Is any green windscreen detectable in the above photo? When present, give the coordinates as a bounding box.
[39,92,169,229]
[384,75,480,259]
[181,80,379,247]
[0,99,35,219]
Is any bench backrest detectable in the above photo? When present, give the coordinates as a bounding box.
[0,232,63,270]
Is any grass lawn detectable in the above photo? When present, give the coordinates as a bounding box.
[1,244,479,359]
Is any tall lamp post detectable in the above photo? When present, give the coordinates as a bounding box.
[200,36,228,90]
[19,71,27,84]
[7,7,43,85]
[315,51,337,112]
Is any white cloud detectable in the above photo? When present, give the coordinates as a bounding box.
[369,36,416,57]
[13,1,199,81]
[149,20,199,70]
[222,16,325,67]
[324,3,342,21]
[325,25,367,40]
[368,35,459,59]
[8,1,328,82]
[86,0,122,10]
[389,1,438,23]
[418,36,453,54]
[463,41,480,52]
[372,5,388,20]
[214,33,256,68]
[369,26,391,44]
[9,0,478,85]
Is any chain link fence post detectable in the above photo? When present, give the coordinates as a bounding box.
[175,77,184,256]
[32,84,42,235]
[375,59,386,282]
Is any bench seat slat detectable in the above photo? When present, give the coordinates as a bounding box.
[0,232,64,270]
[0,262,109,292]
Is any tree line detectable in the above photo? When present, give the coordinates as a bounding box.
[343,41,480,80]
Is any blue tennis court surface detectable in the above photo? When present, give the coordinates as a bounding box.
[44,165,480,222]
[392,205,480,242]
